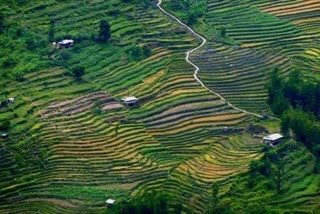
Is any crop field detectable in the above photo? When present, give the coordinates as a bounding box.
[164,0,320,114]
[0,0,320,213]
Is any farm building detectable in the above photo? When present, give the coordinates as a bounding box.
[1,133,8,139]
[263,133,283,146]
[105,199,115,206]
[121,96,138,106]
[8,98,15,103]
[56,39,74,49]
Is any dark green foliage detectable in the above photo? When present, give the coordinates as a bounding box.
[167,0,207,25]
[127,45,151,61]
[111,191,172,214]
[0,13,6,34]
[48,21,55,42]
[267,69,320,161]
[206,182,221,214]
[14,70,25,82]
[281,109,320,153]
[267,69,320,118]
[0,119,10,131]
[72,66,85,80]
[2,57,17,68]
[219,26,227,37]
[271,161,287,193]
[242,147,288,200]
[98,20,110,43]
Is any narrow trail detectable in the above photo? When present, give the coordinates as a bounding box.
[157,0,263,119]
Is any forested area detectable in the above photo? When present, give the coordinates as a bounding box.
[267,69,320,171]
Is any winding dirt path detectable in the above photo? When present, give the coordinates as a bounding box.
[157,0,263,119]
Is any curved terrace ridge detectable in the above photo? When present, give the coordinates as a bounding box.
[157,0,263,119]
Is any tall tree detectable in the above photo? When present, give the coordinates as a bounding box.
[0,13,6,34]
[99,20,110,43]
[72,66,85,80]
[272,162,287,193]
[48,20,55,42]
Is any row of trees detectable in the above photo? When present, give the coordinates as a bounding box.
[267,69,320,171]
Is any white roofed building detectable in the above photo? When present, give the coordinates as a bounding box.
[106,199,116,206]
[121,96,138,106]
[57,39,74,49]
[263,133,284,146]
[8,98,15,103]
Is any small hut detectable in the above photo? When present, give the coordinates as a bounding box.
[8,98,15,103]
[1,133,8,139]
[263,133,283,146]
[105,199,116,206]
[57,39,74,49]
[121,96,138,106]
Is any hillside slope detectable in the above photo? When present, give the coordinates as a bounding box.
[0,0,257,213]
[0,0,319,213]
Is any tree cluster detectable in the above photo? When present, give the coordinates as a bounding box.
[169,0,207,25]
[126,45,151,61]
[109,192,174,214]
[249,146,288,193]
[0,13,6,34]
[98,20,111,43]
[0,119,10,132]
[267,69,320,171]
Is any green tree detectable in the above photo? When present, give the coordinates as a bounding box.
[99,20,110,43]
[272,162,287,193]
[220,26,227,37]
[0,13,6,34]
[48,21,55,42]
[0,119,10,132]
[72,66,85,80]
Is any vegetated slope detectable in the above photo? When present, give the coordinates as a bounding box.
[219,140,320,214]
[0,0,262,213]
[162,0,320,212]
[163,0,320,114]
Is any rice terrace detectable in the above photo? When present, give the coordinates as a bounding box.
[0,0,320,213]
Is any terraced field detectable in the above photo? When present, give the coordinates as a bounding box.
[0,0,262,213]
[164,0,320,114]
[0,0,319,213]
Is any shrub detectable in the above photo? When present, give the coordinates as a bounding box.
[98,20,110,43]
[0,119,10,131]
[2,57,17,68]
[72,66,85,80]
[0,13,6,34]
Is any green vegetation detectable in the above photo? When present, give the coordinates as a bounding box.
[0,119,10,132]
[0,0,320,213]
[267,69,320,172]
[99,20,111,43]
[71,66,85,80]
[165,0,207,25]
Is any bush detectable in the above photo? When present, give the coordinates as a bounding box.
[72,66,85,80]
[127,45,151,61]
[0,119,10,131]
[98,20,110,43]
[0,13,6,34]
[2,57,17,68]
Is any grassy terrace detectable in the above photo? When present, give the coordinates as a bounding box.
[0,0,266,213]
[1,0,319,212]
[161,0,320,212]
[163,0,320,114]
